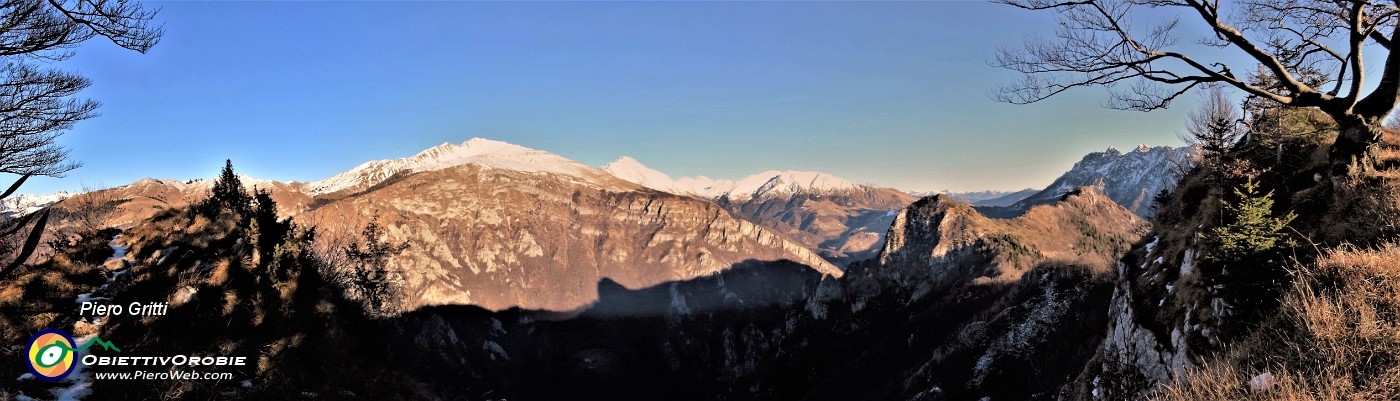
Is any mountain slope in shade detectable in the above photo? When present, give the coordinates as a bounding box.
[603,158,919,266]
[358,186,1146,401]
[1007,145,1193,217]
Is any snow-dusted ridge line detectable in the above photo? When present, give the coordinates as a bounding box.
[305,138,608,195]
[0,190,74,215]
[601,156,884,202]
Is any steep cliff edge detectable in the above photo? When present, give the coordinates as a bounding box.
[1084,128,1400,400]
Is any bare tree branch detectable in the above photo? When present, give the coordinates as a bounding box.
[0,0,160,178]
[995,0,1400,172]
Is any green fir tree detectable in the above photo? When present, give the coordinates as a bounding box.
[1204,179,1297,260]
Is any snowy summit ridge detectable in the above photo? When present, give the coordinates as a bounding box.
[601,157,868,202]
[308,138,603,195]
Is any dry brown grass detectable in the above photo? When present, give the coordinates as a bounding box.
[1152,244,1400,400]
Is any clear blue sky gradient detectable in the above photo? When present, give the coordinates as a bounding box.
[27,0,1225,194]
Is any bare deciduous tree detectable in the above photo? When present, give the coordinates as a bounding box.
[63,183,117,236]
[0,0,161,176]
[0,0,160,276]
[1183,85,1243,171]
[993,0,1399,179]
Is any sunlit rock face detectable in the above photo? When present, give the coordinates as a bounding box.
[302,163,840,311]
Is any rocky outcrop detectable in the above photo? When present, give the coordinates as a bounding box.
[375,186,1146,401]
[881,188,1146,288]
[601,158,920,267]
[719,182,917,266]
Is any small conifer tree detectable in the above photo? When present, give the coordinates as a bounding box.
[343,216,408,316]
[1203,179,1297,260]
[205,159,250,215]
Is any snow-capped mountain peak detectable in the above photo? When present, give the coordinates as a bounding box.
[599,157,738,198]
[308,138,604,195]
[600,158,868,202]
[1011,144,1195,217]
[601,156,688,195]
[0,190,73,216]
[725,170,862,201]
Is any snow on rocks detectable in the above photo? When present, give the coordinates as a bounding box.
[1249,372,1277,392]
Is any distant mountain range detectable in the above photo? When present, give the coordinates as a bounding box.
[37,139,840,311]
[17,138,1191,310]
[602,158,917,266]
[978,145,1194,218]
[0,190,72,218]
[911,189,1040,207]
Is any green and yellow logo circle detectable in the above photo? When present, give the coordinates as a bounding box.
[26,329,76,382]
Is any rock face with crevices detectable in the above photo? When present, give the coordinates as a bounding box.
[55,139,839,312]
[300,163,840,311]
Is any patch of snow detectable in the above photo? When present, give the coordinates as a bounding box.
[106,236,127,261]
[49,334,96,401]
[482,341,510,361]
[1249,372,1277,391]
[1180,249,1196,277]
[17,373,33,381]
[667,282,692,315]
[74,293,105,304]
[240,380,252,388]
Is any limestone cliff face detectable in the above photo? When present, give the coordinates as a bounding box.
[721,185,917,266]
[386,186,1148,400]
[67,139,841,312]
[301,165,841,311]
[878,194,992,286]
[879,188,1146,289]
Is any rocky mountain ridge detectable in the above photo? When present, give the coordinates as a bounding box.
[40,139,839,311]
[1007,145,1193,217]
[602,157,919,266]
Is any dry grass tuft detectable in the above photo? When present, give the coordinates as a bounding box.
[1153,244,1400,400]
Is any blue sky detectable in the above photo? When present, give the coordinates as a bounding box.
[25,0,1210,194]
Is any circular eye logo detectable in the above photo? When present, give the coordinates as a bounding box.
[26,329,76,382]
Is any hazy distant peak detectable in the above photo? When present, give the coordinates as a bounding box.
[601,156,687,194]
[600,157,739,198]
